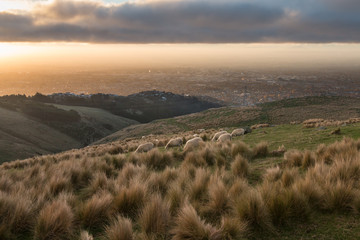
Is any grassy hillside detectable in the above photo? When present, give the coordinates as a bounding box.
[0,107,81,163]
[0,101,138,163]
[1,121,360,240]
[96,96,360,144]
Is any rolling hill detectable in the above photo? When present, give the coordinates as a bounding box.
[1,110,360,240]
[96,96,360,144]
[0,91,222,163]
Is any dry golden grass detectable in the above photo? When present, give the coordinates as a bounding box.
[105,215,133,240]
[0,136,360,239]
[231,154,249,178]
[139,194,171,239]
[34,200,74,240]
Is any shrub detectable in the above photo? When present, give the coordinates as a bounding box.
[231,155,249,178]
[252,142,269,159]
[105,216,133,240]
[34,200,74,240]
[139,195,171,239]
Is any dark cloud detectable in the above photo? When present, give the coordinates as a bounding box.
[0,0,359,43]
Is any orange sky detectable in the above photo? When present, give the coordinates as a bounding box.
[1,43,360,71]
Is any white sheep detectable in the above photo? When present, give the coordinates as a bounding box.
[217,133,232,142]
[165,137,183,149]
[135,142,154,153]
[184,137,204,151]
[231,128,245,137]
[212,131,227,141]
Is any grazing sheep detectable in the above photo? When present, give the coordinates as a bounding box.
[217,133,232,142]
[212,131,227,141]
[165,137,183,149]
[135,142,154,153]
[184,137,203,151]
[231,128,245,137]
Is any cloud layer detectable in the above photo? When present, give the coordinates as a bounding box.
[0,0,359,43]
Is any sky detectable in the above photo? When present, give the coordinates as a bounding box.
[0,0,360,43]
[0,0,359,69]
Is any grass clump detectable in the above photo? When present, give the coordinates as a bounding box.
[105,216,133,240]
[172,204,221,240]
[231,154,249,178]
[234,190,273,232]
[252,141,269,159]
[113,181,146,220]
[79,193,113,233]
[34,200,74,240]
[139,194,171,239]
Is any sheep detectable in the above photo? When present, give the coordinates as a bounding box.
[165,137,183,149]
[184,137,204,151]
[231,128,245,137]
[211,131,227,141]
[217,133,232,142]
[135,142,154,153]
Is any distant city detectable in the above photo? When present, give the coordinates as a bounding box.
[1,68,359,105]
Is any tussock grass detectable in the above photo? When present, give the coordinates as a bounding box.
[202,176,230,223]
[231,154,249,178]
[252,141,269,159]
[105,216,133,240]
[172,204,221,240]
[79,231,93,240]
[139,194,171,239]
[141,148,173,171]
[234,190,273,231]
[0,136,360,239]
[113,181,146,220]
[34,200,74,240]
[220,216,248,240]
[231,141,252,159]
[79,193,114,233]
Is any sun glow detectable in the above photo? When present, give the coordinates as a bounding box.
[0,1,35,12]
[0,43,37,59]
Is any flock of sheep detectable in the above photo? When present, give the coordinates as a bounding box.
[134,128,247,153]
